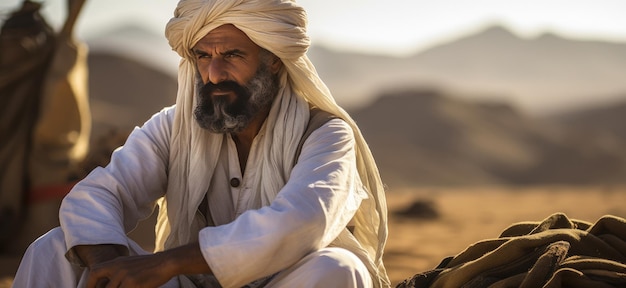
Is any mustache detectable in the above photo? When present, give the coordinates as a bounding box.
[198,80,249,99]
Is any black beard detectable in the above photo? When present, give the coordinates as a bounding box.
[194,63,279,133]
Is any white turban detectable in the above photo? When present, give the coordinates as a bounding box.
[157,1,389,286]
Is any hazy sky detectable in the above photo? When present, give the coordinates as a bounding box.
[2,0,625,56]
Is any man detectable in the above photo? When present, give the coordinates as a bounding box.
[13,0,390,287]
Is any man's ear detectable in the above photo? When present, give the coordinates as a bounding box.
[270,56,282,74]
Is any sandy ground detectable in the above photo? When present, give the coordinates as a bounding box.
[1,186,624,287]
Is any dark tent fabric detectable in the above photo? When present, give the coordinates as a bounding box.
[0,0,89,253]
[0,1,56,251]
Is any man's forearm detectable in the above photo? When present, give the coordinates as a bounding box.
[160,242,212,276]
[81,242,212,287]
[74,244,128,268]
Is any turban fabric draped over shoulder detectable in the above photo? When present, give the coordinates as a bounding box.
[157,0,390,286]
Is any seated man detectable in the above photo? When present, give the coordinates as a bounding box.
[13,0,390,287]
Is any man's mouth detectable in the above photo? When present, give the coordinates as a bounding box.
[211,90,233,97]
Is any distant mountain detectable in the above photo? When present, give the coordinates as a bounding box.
[87,52,177,140]
[87,23,180,77]
[352,89,626,187]
[548,98,626,144]
[408,26,626,114]
[309,25,626,115]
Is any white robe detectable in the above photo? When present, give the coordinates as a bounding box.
[58,105,368,286]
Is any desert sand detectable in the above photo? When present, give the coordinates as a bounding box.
[1,185,624,287]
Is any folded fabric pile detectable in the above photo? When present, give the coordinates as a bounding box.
[397,213,626,288]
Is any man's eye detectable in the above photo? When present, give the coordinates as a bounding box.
[196,53,211,60]
[225,53,240,59]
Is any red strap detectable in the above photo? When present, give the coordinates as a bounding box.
[28,182,77,204]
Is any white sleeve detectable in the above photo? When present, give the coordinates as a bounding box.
[60,106,174,261]
[198,119,367,287]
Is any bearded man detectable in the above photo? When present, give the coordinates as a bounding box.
[13,1,390,287]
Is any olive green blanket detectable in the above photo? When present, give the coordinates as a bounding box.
[398,213,626,288]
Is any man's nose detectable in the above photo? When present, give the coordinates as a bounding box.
[207,58,228,84]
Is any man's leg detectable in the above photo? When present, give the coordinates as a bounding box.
[13,226,181,288]
[12,227,84,287]
[266,247,372,288]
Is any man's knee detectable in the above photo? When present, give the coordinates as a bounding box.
[20,226,70,269]
[302,247,372,287]
[27,226,67,253]
[13,227,82,287]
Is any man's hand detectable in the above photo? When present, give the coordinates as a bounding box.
[86,253,175,288]
[79,242,212,288]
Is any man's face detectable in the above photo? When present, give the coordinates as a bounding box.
[194,60,279,133]
[191,24,281,133]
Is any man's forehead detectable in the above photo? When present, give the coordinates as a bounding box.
[193,24,257,50]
